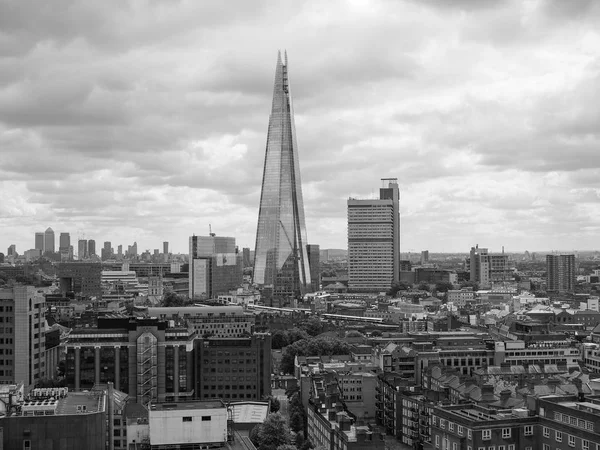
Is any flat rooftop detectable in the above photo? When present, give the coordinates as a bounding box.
[150,400,225,411]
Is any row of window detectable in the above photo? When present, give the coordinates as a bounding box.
[435,417,533,439]
[543,428,592,448]
[553,412,594,431]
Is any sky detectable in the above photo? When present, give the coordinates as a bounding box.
[1,0,600,255]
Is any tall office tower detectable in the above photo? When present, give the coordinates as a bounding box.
[117,244,123,257]
[59,232,71,260]
[0,285,46,387]
[7,245,16,256]
[466,245,510,289]
[421,250,429,265]
[189,235,242,299]
[163,241,169,255]
[44,227,55,253]
[78,239,88,260]
[306,244,321,292]
[546,254,576,293]
[88,239,96,257]
[347,179,400,293]
[253,52,312,300]
[35,232,44,253]
[101,241,111,260]
[242,247,251,267]
[131,242,138,257]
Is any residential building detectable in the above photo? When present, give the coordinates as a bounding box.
[189,235,242,299]
[193,333,271,401]
[348,179,400,293]
[466,245,511,288]
[0,285,46,387]
[253,52,313,300]
[64,317,196,404]
[430,403,537,450]
[546,254,576,293]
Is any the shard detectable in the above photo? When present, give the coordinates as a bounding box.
[253,51,311,300]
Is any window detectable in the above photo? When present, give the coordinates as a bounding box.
[583,441,589,450]
[543,445,550,450]
[499,447,505,450]
[543,427,549,437]
[182,417,192,422]
[488,447,495,450]
[435,435,440,448]
[508,446,514,450]
[440,419,446,429]
[453,444,457,450]
[482,430,491,440]
[449,422,455,432]
[524,426,533,436]
[468,430,473,440]
[458,425,464,436]
[556,431,562,442]
[23,441,31,450]
[502,428,511,438]
[202,416,211,421]
[568,435,575,447]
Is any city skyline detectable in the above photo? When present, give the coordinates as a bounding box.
[1,1,600,254]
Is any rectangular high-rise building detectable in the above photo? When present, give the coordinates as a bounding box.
[101,241,111,260]
[546,254,576,293]
[35,232,44,253]
[78,239,87,260]
[44,227,55,253]
[189,235,242,299]
[0,285,46,388]
[347,179,399,292]
[306,244,320,293]
[59,232,71,260]
[88,239,96,256]
[163,241,169,255]
[466,245,510,289]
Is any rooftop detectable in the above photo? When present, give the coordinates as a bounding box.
[150,400,225,412]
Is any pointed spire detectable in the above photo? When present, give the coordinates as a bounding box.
[284,50,288,66]
[277,50,282,66]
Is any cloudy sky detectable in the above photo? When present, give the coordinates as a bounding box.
[1,0,599,256]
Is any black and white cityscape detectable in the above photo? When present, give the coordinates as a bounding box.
[1,2,600,450]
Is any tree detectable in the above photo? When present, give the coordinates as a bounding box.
[387,281,411,297]
[460,281,480,291]
[294,431,305,449]
[345,330,363,338]
[255,413,292,450]
[266,396,281,413]
[417,281,430,291]
[435,281,454,293]
[298,316,323,337]
[289,411,304,433]
[272,330,289,350]
[370,330,383,337]
[162,291,188,307]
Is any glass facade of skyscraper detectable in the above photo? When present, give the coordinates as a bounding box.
[254,52,311,299]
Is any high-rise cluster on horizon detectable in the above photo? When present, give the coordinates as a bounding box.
[253,51,317,301]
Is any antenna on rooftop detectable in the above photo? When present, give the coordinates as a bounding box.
[209,224,216,237]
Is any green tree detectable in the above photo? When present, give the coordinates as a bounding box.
[417,281,430,291]
[162,291,188,307]
[370,330,383,337]
[266,395,281,413]
[298,316,323,337]
[387,281,411,297]
[435,281,454,293]
[294,431,305,449]
[272,330,289,350]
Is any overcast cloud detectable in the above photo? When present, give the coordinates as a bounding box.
[1,0,600,254]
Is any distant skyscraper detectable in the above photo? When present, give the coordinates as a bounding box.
[253,51,312,299]
[7,244,16,256]
[88,239,96,256]
[347,179,400,292]
[59,232,70,251]
[101,241,112,260]
[189,235,242,299]
[44,227,55,253]
[117,244,123,257]
[466,245,510,289]
[546,254,576,293]
[163,241,169,255]
[421,250,429,264]
[35,232,44,253]
[242,247,251,267]
[77,239,87,260]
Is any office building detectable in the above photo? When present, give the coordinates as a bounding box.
[59,232,71,260]
[7,244,16,256]
[163,241,169,255]
[78,239,87,260]
[421,250,429,264]
[189,235,242,299]
[44,227,55,253]
[102,241,112,260]
[117,244,123,257]
[88,239,96,256]
[0,385,107,450]
[347,179,400,292]
[253,52,312,300]
[148,400,228,449]
[0,285,46,387]
[242,247,251,267]
[148,305,254,338]
[547,254,576,293]
[64,317,195,404]
[306,244,321,293]
[193,333,272,401]
[58,262,102,299]
[35,232,44,253]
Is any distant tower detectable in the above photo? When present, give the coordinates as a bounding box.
[44,227,55,253]
[88,239,96,257]
[59,232,71,261]
[347,179,400,292]
[35,232,44,253]
[78,240,88,260]
[163,241,169,255]
[253,51,312,299]
[546,254,576,293]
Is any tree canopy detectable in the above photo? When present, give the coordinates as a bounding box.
[280,337,351,374]
[250,413,292,450]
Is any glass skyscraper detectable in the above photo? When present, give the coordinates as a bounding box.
[253,52,312,300]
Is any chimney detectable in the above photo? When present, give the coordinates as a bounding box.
[500,390,511,403]
[481,384,496,403]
